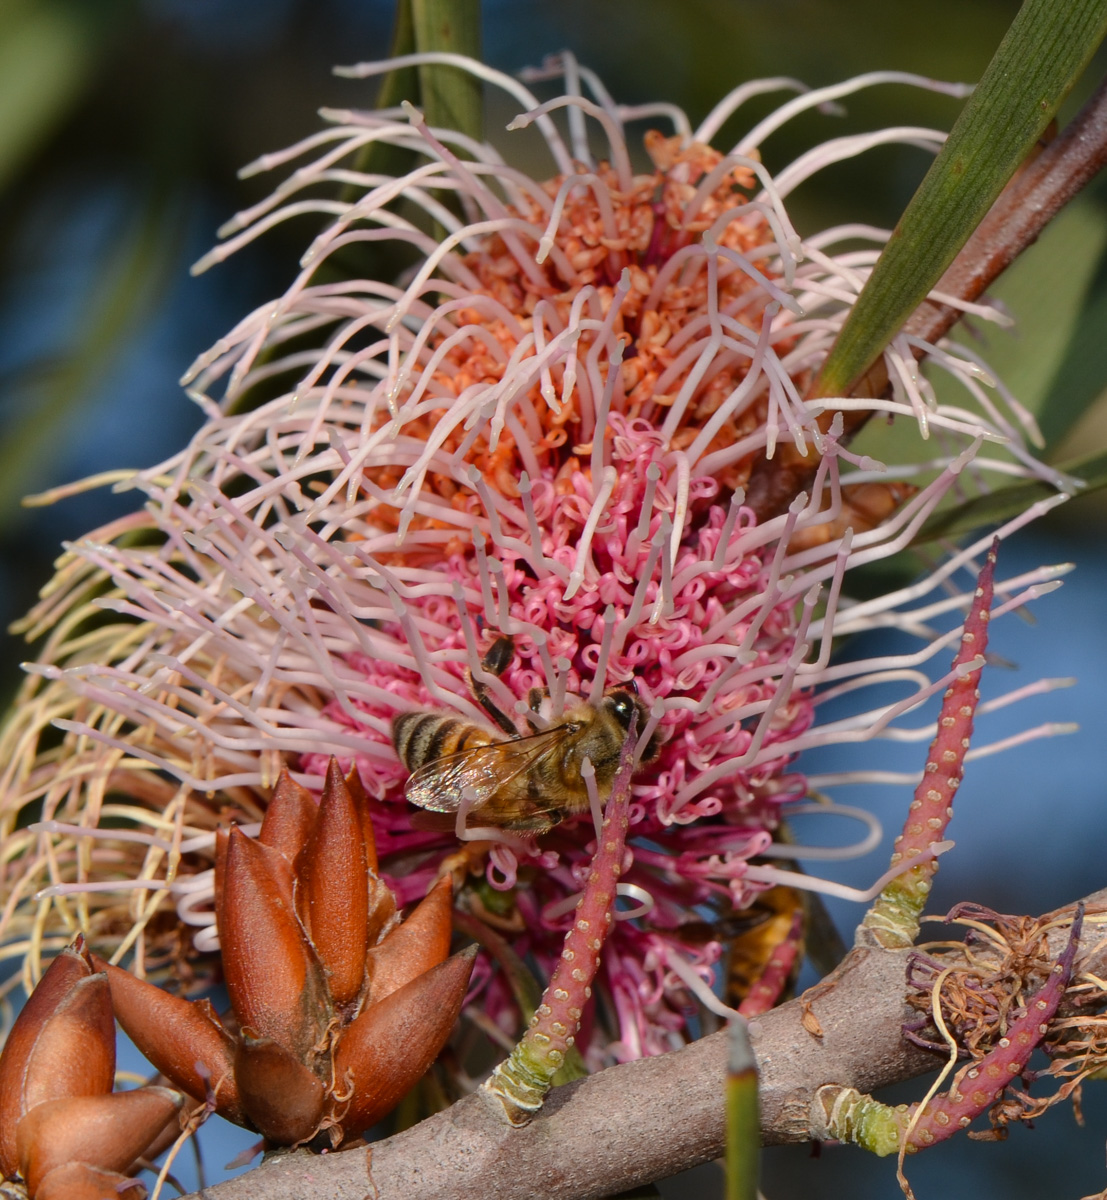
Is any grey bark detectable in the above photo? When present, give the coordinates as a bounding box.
[183,890,1104,1200]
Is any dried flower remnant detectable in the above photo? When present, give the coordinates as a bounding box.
[95,761,475,1149]
[902,902,1107,1141]
[0,935,184,1199]
[0,56,1075,1070]
[817,905,1085,1180]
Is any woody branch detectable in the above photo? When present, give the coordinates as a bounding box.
[179,889,1107,1200]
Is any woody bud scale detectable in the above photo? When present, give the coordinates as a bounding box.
[98,760,474,1149]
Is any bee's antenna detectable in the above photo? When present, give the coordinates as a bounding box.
[634,699,666,764]
[453,582,516,731]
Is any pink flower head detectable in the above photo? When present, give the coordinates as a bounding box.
[0,55,1073,1063]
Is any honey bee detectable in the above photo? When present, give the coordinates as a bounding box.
[723,886,806,1006]
[392,638,660,832]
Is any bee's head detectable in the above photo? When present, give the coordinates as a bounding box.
[604,690,662,764]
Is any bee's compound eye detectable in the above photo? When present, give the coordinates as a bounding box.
[607,691,637,730]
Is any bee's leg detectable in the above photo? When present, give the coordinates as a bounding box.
[435,840,493,891]
[481,634,515,677]
[470,634,517,736]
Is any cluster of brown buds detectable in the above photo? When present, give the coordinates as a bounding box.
[0,936,183,1199]
[98,759,476,1149]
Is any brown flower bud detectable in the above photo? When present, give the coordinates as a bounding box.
[34,1162,145,1200]
[16,1087,183,1195]
[220,827,331,1057]
[0,939,114,1179]
[259,767,317,863]
[335,946,476,1138]
[234,1034,326,1145]
[295,758,370,1007]
[94,956,243,1125]
[365,875,454,1005]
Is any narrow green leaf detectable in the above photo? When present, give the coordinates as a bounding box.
[1036,225,1107,450]
[816,0,1107,400]
[726,1019,760,1200]
[333,0,481,279]
[912,449,1107,544]
[0,1,102,192]
[411,0,482,141]
[377,0,418,112]
[341,0,419,196]
[2,188,183,519]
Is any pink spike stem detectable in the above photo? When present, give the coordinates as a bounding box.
[482,715,638,1125]
[862,538,998,949]
[816,904,1083,1156]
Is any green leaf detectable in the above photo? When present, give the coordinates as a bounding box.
[0,0,104,192]
[912,449,1107,544]
[1036,210,1107,451]
[726,1019,760,1200]
[816,0,1107,400]
[377,0,418,113]
[335,0,482,276]
[339,0,420,206]
[412,0,482,141]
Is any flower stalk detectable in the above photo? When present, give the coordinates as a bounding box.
[861,538,998,949]
[816,905,1084,1160]
[482,713,638,1124]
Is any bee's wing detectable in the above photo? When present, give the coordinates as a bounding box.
[403,724,574,814]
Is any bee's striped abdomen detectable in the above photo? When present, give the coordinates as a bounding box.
[392,711,493,770]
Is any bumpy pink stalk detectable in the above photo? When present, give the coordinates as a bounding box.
[818,904,1083,1155]
[905,905,1082,1149]
[482,715,638,1124]
[862,538,999,949]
